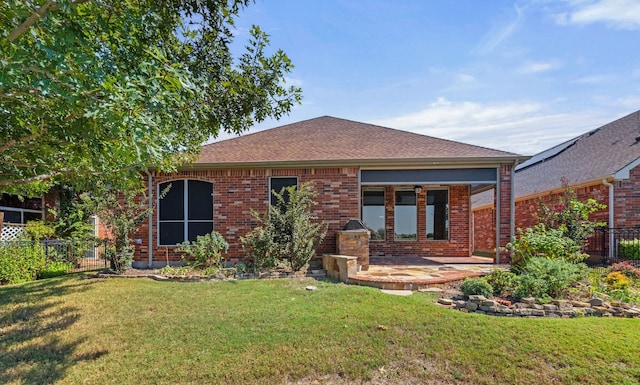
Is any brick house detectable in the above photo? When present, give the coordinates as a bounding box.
[473,110,640,260]
[131,116,526,268]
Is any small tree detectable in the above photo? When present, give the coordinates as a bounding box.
[241,182,327,272]
[79,185,150,273]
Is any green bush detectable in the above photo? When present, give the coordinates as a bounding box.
[177,231,229,269]
[515,257,587,303]
[39,260,73,279]
[23,221,56,240]
[460,277,493,298]
[507,224,588,273]
[241,182,327,272]
[0,241,46,285]
[618,239,640,260]
[484,269,517,296]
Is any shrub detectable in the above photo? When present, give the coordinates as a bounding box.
[484,269,517,296]
[535,178,606,248]
[39,260,73,279]
[460,277,493,298]
[609,261,640,279]
[603,271,631,290]
[23,221,56,240]
[618,239,640,260]
[0,241,46,285]
[177,231,229,269]
[241,182,327,272]
[514,257,587,302]
[507,224,588,273]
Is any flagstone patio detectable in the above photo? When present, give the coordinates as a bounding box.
[347,255,508,291]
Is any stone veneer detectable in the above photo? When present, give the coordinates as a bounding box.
[438,294,640,318]
[336,229,370,270]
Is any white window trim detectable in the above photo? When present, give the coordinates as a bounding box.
[157,179,214,246]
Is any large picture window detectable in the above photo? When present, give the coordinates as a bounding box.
[395,190,417,241]
[362,190,385,241]
[427,189,449,240]
[270,177,298,208]
[158,180,213,245]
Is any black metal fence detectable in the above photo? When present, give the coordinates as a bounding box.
[0,239,110,272]
[585,227,640,266]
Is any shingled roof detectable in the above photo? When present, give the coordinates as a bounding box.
[515,110,640,198]
[197,116,523,167]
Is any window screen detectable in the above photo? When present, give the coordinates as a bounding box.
[158,180,213,245]
[270,177,298,207]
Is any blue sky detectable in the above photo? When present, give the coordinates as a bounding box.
[218,0,640,155]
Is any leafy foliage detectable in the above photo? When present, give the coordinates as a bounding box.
[241,182,327,272]
[514,257,587,303]
[535,178,606,249]
[608,261,640,279]
[0,241,46,284]
[1,0,301,196]
[460,277,494,298]
[78,183,150,273]
[176,231,229,269]
[507,224,588,273]
[39,260,73,279]
[618,239,640,260]
[484,269,517,296]
[23,221,55,240]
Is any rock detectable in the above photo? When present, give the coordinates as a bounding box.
[543,304,558,312]
[624,309,640,318]
[480,305,498,313]
[468,295,486,302]
[554,300,573,311]
[589,298,605,307]
[514,308,532,316]
[305,285,317,291]
[513,302,530,309]
[481,300,497,307]
[531,304,544,310]
[571,301,591,308]
[421,287,445,293]
[466,302,479,311]
[438,298,454,306]
[592,306,609,314]
[521,297,537,305]
[531,309,545,316]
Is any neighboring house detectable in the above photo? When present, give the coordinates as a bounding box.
[131,116,527,268]
[473,110,640,260]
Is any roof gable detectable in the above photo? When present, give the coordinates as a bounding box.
[197,116,520,166]
[515,110,640,197]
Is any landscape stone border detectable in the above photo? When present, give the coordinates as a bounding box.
[95,269,327,282]
[438,294,640,318]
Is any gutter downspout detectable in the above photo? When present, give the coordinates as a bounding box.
[602,178,615,259]
[510,160,519,264]
[144,169,153,268]
[495,167,501,264]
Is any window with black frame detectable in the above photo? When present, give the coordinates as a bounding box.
[270,177,298,210]
[394,190,417,241]
[158,180,213,245]
[362,189,385,240]
[426,189,449,240]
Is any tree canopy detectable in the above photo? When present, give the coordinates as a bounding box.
[1,0,301,195]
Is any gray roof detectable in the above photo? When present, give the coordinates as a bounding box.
[197,116,525,167]
[515,110,640,198]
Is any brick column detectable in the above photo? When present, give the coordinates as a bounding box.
[496,164,513,263]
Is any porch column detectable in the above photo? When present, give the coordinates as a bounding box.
[496,164,513,263]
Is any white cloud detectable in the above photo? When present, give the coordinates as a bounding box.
[457,73,476,83]
[554,0,640,30]
[373,98,620,155]
[518,60,563,74]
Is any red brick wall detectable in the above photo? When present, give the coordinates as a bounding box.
[132,167,359,266]
[496,164,513,262]
[614,164,640,227]
[472,207,495,254]
[514,183,609,230]
[368,185,471,258]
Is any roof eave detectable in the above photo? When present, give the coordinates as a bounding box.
[613,156,640,180]
[187,156,530,170]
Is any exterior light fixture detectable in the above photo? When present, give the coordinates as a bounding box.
[414,186,423,194]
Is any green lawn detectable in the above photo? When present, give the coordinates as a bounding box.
[1,274,639,385]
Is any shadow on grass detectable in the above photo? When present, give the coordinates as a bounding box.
[0,275,107,385]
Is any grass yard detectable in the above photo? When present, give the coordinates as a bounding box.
[1,274,640,385]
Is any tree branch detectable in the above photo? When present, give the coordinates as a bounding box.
[7,0,90,43]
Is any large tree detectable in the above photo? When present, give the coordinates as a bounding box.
[1,0,301,195]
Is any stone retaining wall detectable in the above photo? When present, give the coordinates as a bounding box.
[438,295,640,318]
